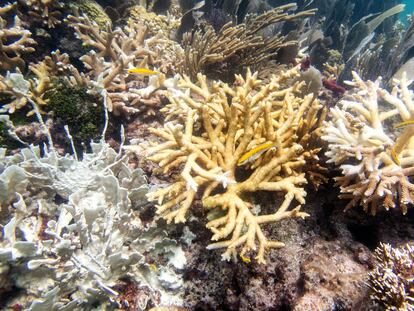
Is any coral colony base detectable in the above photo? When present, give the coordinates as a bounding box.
[0,0,414,310]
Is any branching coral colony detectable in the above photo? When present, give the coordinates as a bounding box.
[369,243,414,311]
[182,4,316,80]
[0,3,36,71]
[142,67,326,263]
[322,72,414,215]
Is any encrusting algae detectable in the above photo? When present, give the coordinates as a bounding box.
[136,66,326,263]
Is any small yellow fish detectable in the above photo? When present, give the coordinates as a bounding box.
[391,146,401,166]
[148,263,157,272]
[240,254,251,263]
[237,142,276,166]
[394,119,414,129]
[127,67,158,75]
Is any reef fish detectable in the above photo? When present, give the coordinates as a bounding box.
[391,146,401,166]
[237,142,277,166]
[128,67,158,75]
[394,120,414,129]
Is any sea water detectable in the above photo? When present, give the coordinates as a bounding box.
[402,0,414,24]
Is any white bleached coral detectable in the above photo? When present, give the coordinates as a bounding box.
[322,71,414,215]
[0,136,186,309]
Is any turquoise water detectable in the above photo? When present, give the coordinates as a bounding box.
[402,0,414,23]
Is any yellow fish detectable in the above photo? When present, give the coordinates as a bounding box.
[394,119,414,129]
[127,67,158,75]
[240,254,251,263]
[148,263,157,272]
[391,146,401,166]
[237,142,277,166]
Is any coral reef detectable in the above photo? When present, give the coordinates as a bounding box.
[0,2,36,71]
[0,132,187,309]
[322,72,414,215]
[143,67,325,263]
[369,243,414,311]
[182,4,316,80]
[66,13,180,116]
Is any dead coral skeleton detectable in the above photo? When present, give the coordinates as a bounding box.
[322,71,414,215]
[0,2,36,71]
[369,243,414,311]
[182,3,316,79]
[140,67,325,263]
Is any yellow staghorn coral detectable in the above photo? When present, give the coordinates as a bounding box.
[142,67,325,263]
[0,50,83,115]
[322,71,414,215]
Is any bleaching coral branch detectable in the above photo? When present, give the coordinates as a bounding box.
[144,67,325,263]
[323,71,414,215]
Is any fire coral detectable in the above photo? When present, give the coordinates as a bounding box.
[144,67,325,263]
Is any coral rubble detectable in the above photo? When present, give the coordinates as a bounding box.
[143,66,325,263]
[322,72,414,215]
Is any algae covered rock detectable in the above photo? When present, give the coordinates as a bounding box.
[78,0,112,30]
[45,83,104,146]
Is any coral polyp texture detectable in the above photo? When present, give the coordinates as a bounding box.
[369,243,414,311]
[322,72,414,215]
[0,136,187,309]
[144,67,325,263]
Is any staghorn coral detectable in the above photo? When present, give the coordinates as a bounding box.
[0,124,187,309]
[0,49,97,120]
[0,2,36,71]
[23,0,63,28]
[182,3,316,80]
[66,13,181,116]
[322,72,414,215]
[369,243,414,311]
[141,66,325,264]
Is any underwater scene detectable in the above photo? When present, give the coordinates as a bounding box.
[1,0,414,310]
